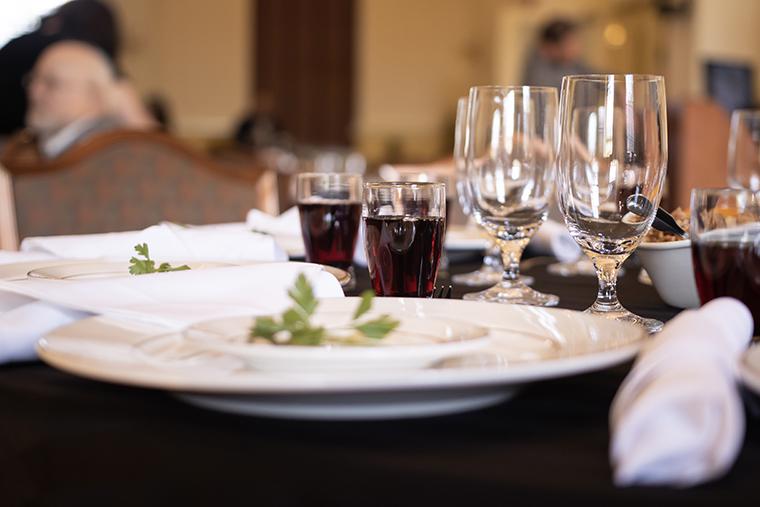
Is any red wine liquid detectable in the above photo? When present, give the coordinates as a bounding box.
[364,215,445,297]
[298,201,361,270]
[692,238,760,336]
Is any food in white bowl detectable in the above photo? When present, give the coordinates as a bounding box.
[637,207,700,308]
[637,238,700,309]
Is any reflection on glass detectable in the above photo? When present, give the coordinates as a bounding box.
[451,96,505,287]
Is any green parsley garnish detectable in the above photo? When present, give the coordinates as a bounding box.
[128,243,191,275]
[250,273,399,346]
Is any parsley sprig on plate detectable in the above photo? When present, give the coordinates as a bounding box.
[250,273,399,346]
[128,243,191,275]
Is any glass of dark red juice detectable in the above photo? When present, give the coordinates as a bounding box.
[296,173,363,274]
[363,181,446,297]
[690,188,760,336]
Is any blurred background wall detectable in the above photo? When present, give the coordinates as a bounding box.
[87,0,760,162]
[108,0,251,144]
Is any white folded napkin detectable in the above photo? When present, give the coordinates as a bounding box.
[610,297,754,487]
[0,251,56,264]
[528,220,581,262]
[0,261,344,364]
[247,206,301,237]
[0,301,90,363]
[21,222,286,262]
[247,207,368,266]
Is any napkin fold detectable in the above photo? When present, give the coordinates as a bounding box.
[246,206,301,237]
[528,220,581,262]
[21,222,286,262]
[0,262,344,364]
[247,207,368,266]
[0,301,89,363]
[610,298,753,487]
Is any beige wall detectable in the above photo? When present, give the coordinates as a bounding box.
[107,0,760,157]
[354,0,498,163]
[689,0,760,99]
[108,0,251,141]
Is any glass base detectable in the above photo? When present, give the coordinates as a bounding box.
[585,302,663,333]
[452,265,502,286]
[547,258,625,278]
[462,279,558,306]
[452,267,534,287]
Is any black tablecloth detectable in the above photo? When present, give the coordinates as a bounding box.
[1,256,758,506]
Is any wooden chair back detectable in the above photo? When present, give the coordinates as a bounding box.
[0,130,278,245]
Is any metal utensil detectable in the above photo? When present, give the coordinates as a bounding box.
[625,195,688,239]
[432,284,452,299]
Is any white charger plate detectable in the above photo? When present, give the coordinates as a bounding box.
[37,298,646,420]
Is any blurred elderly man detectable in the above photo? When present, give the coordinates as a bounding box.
[24,40,154,158]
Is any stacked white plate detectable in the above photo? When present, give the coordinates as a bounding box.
[37,297,647,420]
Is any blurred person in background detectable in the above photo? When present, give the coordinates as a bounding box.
[19,41,154,160]
[523,18,594,90]
[0,0,120,137]
[234,91,287,149]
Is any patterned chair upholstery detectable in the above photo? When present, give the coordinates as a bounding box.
[0,130,278,242]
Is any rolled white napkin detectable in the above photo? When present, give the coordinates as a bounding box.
[528,220,581,262]
[21,222,286,262]
[0,262,344,364]
[610,297,754,487]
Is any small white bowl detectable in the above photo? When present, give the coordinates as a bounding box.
[182,311,490,373]
[637,239,700,309]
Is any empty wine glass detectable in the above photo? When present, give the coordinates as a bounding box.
[728,109,760,191]
[464,85,559,306]
[557,74,668,333]
[451,96,505,287]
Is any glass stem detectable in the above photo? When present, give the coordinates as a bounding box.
[483,243,501,268]
[591,255,623,310]
[496,239,526,282]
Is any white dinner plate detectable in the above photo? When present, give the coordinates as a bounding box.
[0,260,351,287]
[739,344,760,396]
[445,224,490,251]
[27,261,232,280]
[37,298,645,420]
[180,312,489,372]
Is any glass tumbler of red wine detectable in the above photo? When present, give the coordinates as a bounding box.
[363,181,447,297]
[690,187,760,336]
[296,173,363,275]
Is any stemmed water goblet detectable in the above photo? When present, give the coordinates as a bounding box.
[556,74,668,333]
[463,85,559,305]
